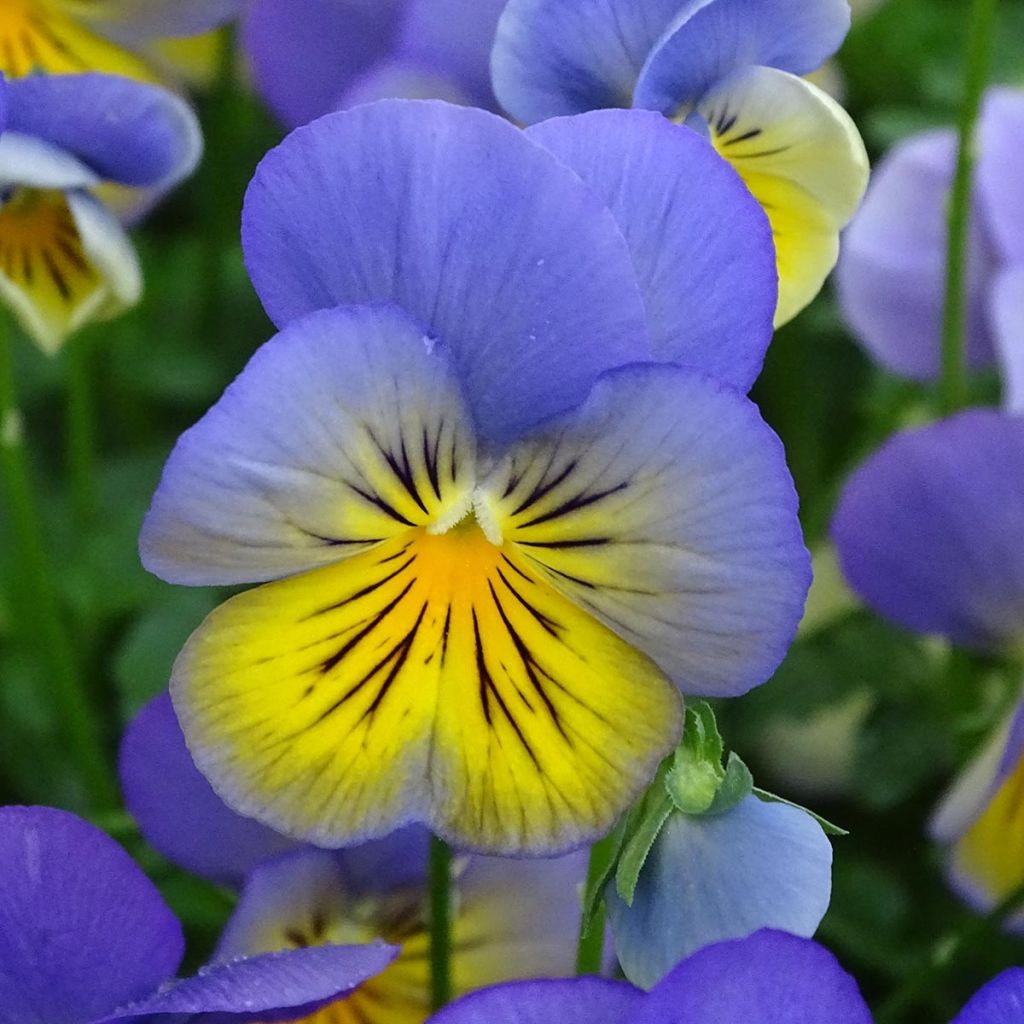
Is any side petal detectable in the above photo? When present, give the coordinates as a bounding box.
[454,850,588,983]
[120,693,300,886]
[978,88,1024,264]
[477,363,811,697]
[98,943,398,1024]
[140,303,478,586]
[7,74,201,192]
[0,187,139,355]
[171,522,683,854]
[632,930,871,1024]
[64,0,244,41]
[490,0,685,123]
[0,806,183,1024]
[339,58,477,110]
[696,66,868,326]
[241,0,406,128]
[991,266,1024,414]
[0,132,99,190]
[607,797,832,989]
[242,99,651,445]
[953,969,1024,1024]
[526,109,775,389]
[428,978,643,1024]
[634,0,851,115]
[837,130,996,379]
[832,411,1024,651]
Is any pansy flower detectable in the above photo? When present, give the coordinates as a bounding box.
[426,928,1024,1023]
[120,691,588,1024]
[0,72,199,352]
[0,804,396,1023]
[243,0,507,129]
[0,0,241,83]
[832,410,1024,919]
[140,99,810,855]
[491,0,869,326]
[838,87,1024,404]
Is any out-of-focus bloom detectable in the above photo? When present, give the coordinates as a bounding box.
[0,73,200,352]
[931,699,1024,927]
[0,804,396,1023]
[492,0,869,327]
[120,693,587,1024]
[430,930,873,1022]
[834,409,1024,921]
[243,0,507,129]
[838,87,1024,399]
[606,795,833,987]
[832,410,1024,653]
[139,100,810,855]
[425,941,1024,1024]
[0,0,240,82]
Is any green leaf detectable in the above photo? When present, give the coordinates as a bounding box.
[705,752,755,816]
[751,787,849,837]
[580,818,630,936]
[614,776,675,906]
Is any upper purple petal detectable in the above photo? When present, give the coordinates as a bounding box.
[5,74,200,191]
[242,0,407,128]
[832,410,1024,650]
[991,266,1024,414]
[632,930,872,1024]
[978,88,1024,264]
[491,0,685,123]
[634,0,851,114]
[953,969,1024,1024]
[120,694,301,886]
[97,943,398,1024]
[428,978,644,1024]
[0,806,183,1024]
[241,99,651,446]
[526,109,775,389]
[837,130,997,379]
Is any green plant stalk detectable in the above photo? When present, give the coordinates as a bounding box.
[576,832,619,975]
[429,835,454,1011]
[939,0,999,415]
[0,326,116,809]
[65,334,97,526]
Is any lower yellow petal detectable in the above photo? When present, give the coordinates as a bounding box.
[699,66,869,326]
[0,188,106,353]
[0,0,155,80]
[952,753,1024,908]
[174,521,681,854]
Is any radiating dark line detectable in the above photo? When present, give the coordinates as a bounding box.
[511,459,577,516]
[518,537,611,550]
[304,556,415,619]
[493,569,559,637]
[317,578,415,674]
[517,481,628,529]
[723,127,763,146]
[349,483,416,527]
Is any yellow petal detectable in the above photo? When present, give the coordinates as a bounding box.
[699,66,869,326]
[0,188,106,353]
[173,520,681,855]
[0,0,155,80]
[950,752,1024,909]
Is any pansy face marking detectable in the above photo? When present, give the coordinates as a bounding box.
[144,100,810,856]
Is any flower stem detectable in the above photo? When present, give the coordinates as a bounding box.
[65,335,97,526]
[576,833,618,975]
[939,0,998,416]
[428,835,454,1011]
[0,325,116,810]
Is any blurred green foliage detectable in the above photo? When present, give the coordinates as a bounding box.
[1,1,1023,1018]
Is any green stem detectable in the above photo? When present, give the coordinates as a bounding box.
[575,833,619,975]
[876,876,1024,1024]
[0,327,116,810]
[938,0,999,415]
[428,835,453,1012]
[65,335,97,526]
